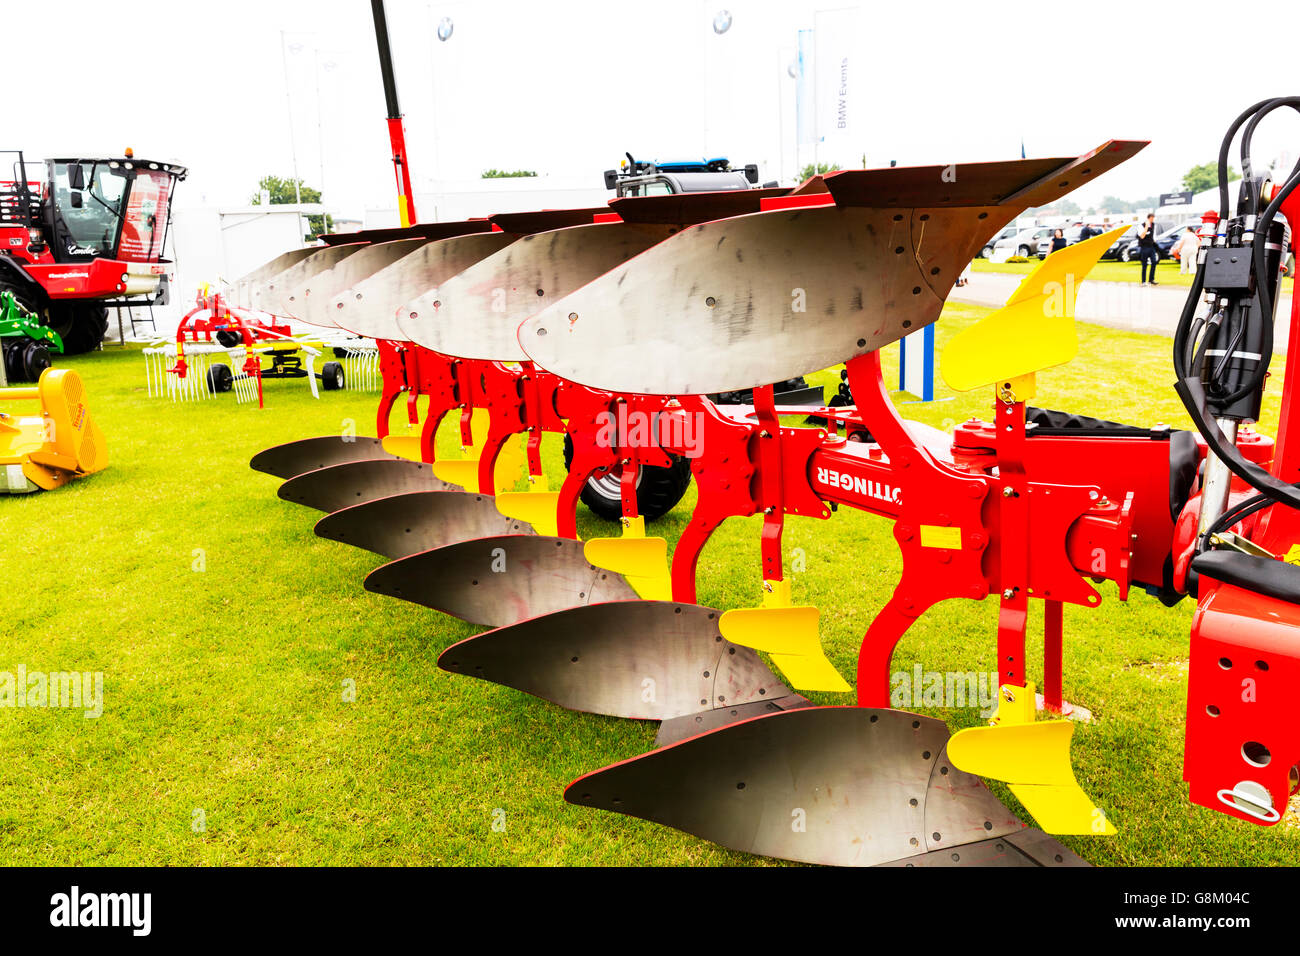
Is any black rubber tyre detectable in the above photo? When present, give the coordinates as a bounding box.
[320,360,345,391]
[44,302,109,354]
[1017,245,1031,257]
[20,341,51,381]
[2,338,51,383]
[980,244,994,259]
[563,433,693,522]
[206,363,234,394]
[1120,245,1133,263]
[215,329,243,349]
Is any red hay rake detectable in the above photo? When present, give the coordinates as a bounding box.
[145,285,379,406]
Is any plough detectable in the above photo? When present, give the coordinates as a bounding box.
[240,103,1300,865]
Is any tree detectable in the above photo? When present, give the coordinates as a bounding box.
[798,161,840,182]
[1182,161,1240,195]
[250,175,333,240]
[481,169,538,178]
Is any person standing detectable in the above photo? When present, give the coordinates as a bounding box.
[1171,226,1199,275]
[1137,213,1160,286]
[1078,222,1095,242]
[1049,228,1068,254]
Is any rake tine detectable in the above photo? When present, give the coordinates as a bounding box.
[196,353,210,402]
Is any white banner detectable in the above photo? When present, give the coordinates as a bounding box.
[813,7,857,161]
[795,29,816,148]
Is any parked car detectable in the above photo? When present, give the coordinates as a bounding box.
[1035,224,1111,257]
[993,226,1056,259]
[1100,224,1140,260]
[978,224,1023,259]
[1115,221,1180,262]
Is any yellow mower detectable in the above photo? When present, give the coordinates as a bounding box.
[0,368,106,493]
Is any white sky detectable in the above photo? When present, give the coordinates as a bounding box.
[11,0,1300,219]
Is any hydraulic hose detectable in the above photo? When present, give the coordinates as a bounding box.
[1175,98,1300,513]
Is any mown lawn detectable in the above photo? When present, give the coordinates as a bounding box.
[0,307,1295,866]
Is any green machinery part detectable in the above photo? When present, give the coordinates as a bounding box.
[0,290,64,353]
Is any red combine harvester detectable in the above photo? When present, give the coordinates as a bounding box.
[0,150,186,353]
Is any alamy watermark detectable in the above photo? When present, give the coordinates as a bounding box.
[594,405,705,459]
[0,665,103,718]
[890,664,999,717]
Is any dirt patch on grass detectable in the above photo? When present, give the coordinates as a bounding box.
[1125,659,1190,682]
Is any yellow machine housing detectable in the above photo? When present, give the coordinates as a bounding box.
[0,368,107,493]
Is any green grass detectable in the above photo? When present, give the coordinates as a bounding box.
[971,256,1297,292]
[0,311,1295,866]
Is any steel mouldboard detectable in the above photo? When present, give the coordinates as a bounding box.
[250,436,403,480]
[314,490,534,559]
[277,458,453,512]
[330,231,521,340]
[364,534,638,628]
[436,601,793,721]
[398,221,678,361]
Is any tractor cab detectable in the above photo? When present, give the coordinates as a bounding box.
[44,155,186,265]
[603,154,761,197]
[0,150,186,354]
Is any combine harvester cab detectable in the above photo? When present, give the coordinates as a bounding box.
[0,152,186,354]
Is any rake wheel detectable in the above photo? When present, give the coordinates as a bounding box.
[206,363,234,394]
[320,361,345,391]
